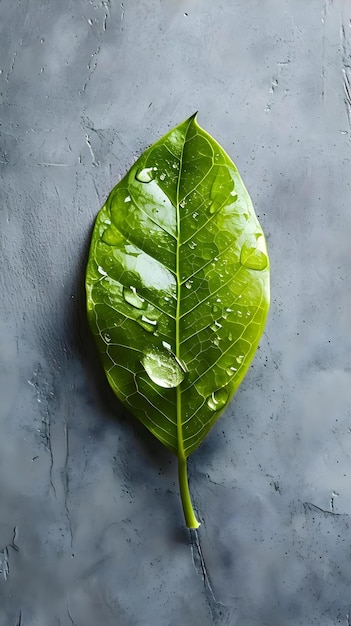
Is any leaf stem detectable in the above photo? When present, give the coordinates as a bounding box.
[178,455,200,529]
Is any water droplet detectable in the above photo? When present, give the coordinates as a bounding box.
[192,211,199,219]
[104,333,111,343]
[246,311,251,317]
[180,200,186,208]
[159,173,166,181]
[123,286,147,310]
[226,366,237,376]
[124,195,131,203]
[135,167,156,183]
[162,340,172,351]
[236,355,244,364]
[142,349,185,388]
[210,321,222,331]
[213,336,220,347]
[212,304,219,314]
[237,310,242,317]
[97,265,107,276]
[228,332,233,341]
[172,162,178,169]
[240,235,268,270]
[222,307,232,320]
[137,315,158,333]
[207,387,229,411]
[185,280,193,289]
[188,240,197,250]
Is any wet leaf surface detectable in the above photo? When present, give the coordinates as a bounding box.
[86,114,270,526]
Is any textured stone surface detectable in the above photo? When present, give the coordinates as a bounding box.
[1,0,351,624]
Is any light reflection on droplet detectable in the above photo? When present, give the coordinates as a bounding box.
[135,167,156,183]
[207,387,229,411]
[123,286,147,310]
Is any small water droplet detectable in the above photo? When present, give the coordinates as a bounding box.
[124,195,131,203]
[142,349,185,388]
[137,315,158,333]
[222,308,232,320]
[162,340,172,351]
[97,265,107,276]
[135,167,156,183]
[212,304,219,314]
[237,310,242,317]
[123,286,147,310]
[207,387,229,411]
[180,200,186,208]
[246,311,251,317]
[192,211,199,219]
[228,332,233,341]
[185,280,193,289]
[240,235,268,270]
[159,173,166,181]
[226,366,237,376]
[104,333,111,343]
[213,336,220,347]
[188,240,197,250]
[172,162,178,169]
[210,321,222,331]
[236,355,244,364]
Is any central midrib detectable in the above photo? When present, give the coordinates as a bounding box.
[175,118,192,460]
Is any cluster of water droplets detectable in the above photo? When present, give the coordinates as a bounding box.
[111,162,268,407]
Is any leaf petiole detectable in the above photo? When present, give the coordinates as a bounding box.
[178,455,200,529]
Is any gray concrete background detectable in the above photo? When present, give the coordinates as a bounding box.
[1,0,351,624]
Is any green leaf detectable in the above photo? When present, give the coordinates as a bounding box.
[85,114,270,528]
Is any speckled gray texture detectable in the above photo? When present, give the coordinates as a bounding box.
[1,0,351,624]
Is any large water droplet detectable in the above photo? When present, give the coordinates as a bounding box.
[142,349,185,388]
[207,387,229,411]
[123,286,147,310]
[137,315,158,333]
[240,234,268,270]
[135,167,156,183]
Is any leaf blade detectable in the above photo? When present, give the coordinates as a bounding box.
[86,114,270,459]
